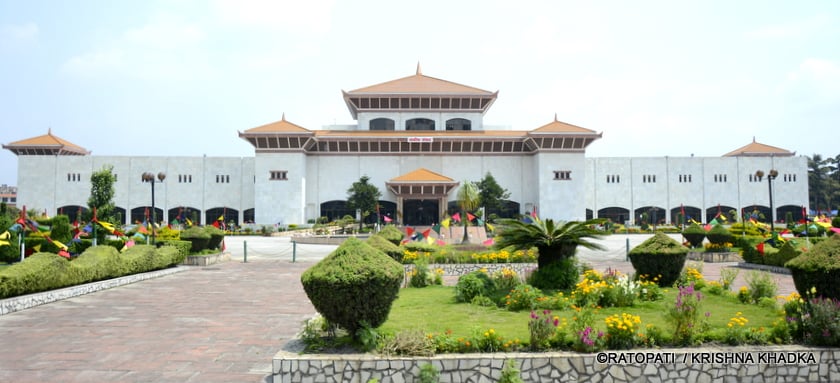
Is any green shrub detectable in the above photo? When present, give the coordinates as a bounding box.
[786,236,840,300]
[300,237,403,336]
[104,239,125,251]
[735,236,765,264]
[159,240,191,264]
[765,240,801,267]
[180,226,211,253]
[0,252,72,298]
[50,215,73,244]
[454,271,496,303]
[505,284,542,311]
[377,225,405,246]
[705,224,733,245]
[366,234,403,262]
[728,222,763,237]
[681,223,706,248]
[69,245,126,282]
[628,232,688,287]
[745,270,778,303]
[121,244,173,274]
[793,223,825,237]
[204,225,225,250]
[527,257,579,291]
[69,239,94,255]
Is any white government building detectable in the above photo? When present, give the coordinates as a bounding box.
[4,67,809,228]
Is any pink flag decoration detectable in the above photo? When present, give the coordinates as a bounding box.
[383,215,392,223]
[452,212,461,222]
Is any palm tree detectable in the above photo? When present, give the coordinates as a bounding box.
[456,181,479,244]
[494,216,607,270]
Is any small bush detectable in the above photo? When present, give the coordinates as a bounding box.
[628,232,688,287]
[204,225,225,250]
[786,236,840,300]
[681,223,706,248]
[505,284,542,311]
[366,234,403,262]
[454,271,495,303]
[378,329,435,357]
[301,237,403,336]
[765,240,801,267]
[70,245,126,282]
[527,257,579,290]
[705,224,734,245]
[158,240,191,264]
[180,226,211,253]
[377,225,405,246]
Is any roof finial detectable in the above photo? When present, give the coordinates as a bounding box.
[48,127,52,135]
[753,136,755,142]
[416,61,422,75]
[282,112,286,121]
[554,113,558,122]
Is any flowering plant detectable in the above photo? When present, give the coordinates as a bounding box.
[666,282,709,345]
[604,313,642,349]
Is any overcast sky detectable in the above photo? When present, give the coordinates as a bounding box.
[2,0,838,187]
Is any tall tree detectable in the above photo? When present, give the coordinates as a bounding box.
[456,181,479,243]
[476,172,510,217]
[807,154,830,213]
[346,175,382,230]
[88,165,116,222]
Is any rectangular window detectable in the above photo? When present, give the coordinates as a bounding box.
[714,174,728,183]
[606,174,620,183]
[553,170,571,180]
[270,170,288,181]
[642,174,656,183]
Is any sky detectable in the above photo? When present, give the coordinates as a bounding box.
[1,0,839,187]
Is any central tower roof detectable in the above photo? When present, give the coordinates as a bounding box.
[342,65,498,119]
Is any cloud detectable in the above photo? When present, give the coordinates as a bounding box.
[779,58,840,104]
[62,15,211,80]
[745,14,831,39]
[212,0,335,35]
[0,22,39,49]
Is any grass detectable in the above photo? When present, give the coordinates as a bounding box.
[380,285,784,346]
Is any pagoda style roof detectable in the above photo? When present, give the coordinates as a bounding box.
[722,138,795,157]
[530,114,600,134]
[238,115,315,152]
[2,129,90,156]
[389,168,456,183]
[342,65,498,119]
[240,114,312,134]
[386,168,459,198]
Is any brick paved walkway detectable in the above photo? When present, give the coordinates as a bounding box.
[0,260,316,383]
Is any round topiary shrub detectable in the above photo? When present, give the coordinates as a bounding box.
[377,225,405,246]
[204,225,225,250]
[786,236,840,300]
[527,257,579,291]
[300,237,404,336]
[681,223,706,248]
[628,232,688,287]
[180,226,211,253]
[454,270,497,303]
[705,224,734,245]
[366,234,403,262]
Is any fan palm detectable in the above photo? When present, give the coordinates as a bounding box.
[494,216,607,269]
[456,181,480,244]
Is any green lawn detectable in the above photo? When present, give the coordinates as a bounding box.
[380,285,784,345]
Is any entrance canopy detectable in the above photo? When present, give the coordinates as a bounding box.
[386,168,459,225]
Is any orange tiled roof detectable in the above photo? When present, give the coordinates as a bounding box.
[390,168,456,182]
[242,114,312,134]
[722,138,794,157]
[347,65,494,95]
[531,115,599,134]
[3,129,89,154]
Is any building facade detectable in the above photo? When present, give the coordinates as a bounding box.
[4,68,809,227]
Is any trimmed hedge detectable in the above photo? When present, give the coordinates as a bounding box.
[628,232,688,287]
[159,240,192,264]
[0,252,72,298]
[180,226,211,253]
[706,224,734,245]
[366,234,403,262]
[301,237,403,336]
[786,236,840,300]
[377,225,405,246]
[0,244,183,299]
[681,223,706,248]
[204,225,225,250]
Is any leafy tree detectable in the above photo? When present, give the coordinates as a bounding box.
[476,172,510,216]
[87,165,116,222]
[346,175,382,230]
[808,154,831,214]
[456,181,480,243]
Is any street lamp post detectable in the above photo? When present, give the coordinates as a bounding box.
[142,172,166,245]
[755,169,778,233]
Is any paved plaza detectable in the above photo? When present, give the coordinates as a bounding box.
[0,235,797,382]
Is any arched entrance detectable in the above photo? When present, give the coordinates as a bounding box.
[386,168,459,226]
[403,199,439,226]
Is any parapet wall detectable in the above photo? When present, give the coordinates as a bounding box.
[273,346,840,383]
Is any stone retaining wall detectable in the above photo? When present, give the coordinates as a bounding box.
[403,263,535,279]
[273,346,840,383]
[0,267,188,316]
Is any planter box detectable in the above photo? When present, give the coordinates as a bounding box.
[182,252,230,266]
[688,251,742,263]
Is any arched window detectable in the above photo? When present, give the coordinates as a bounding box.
[406,118,435,131]
[445,118,471,131]
[369,118,395,131]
